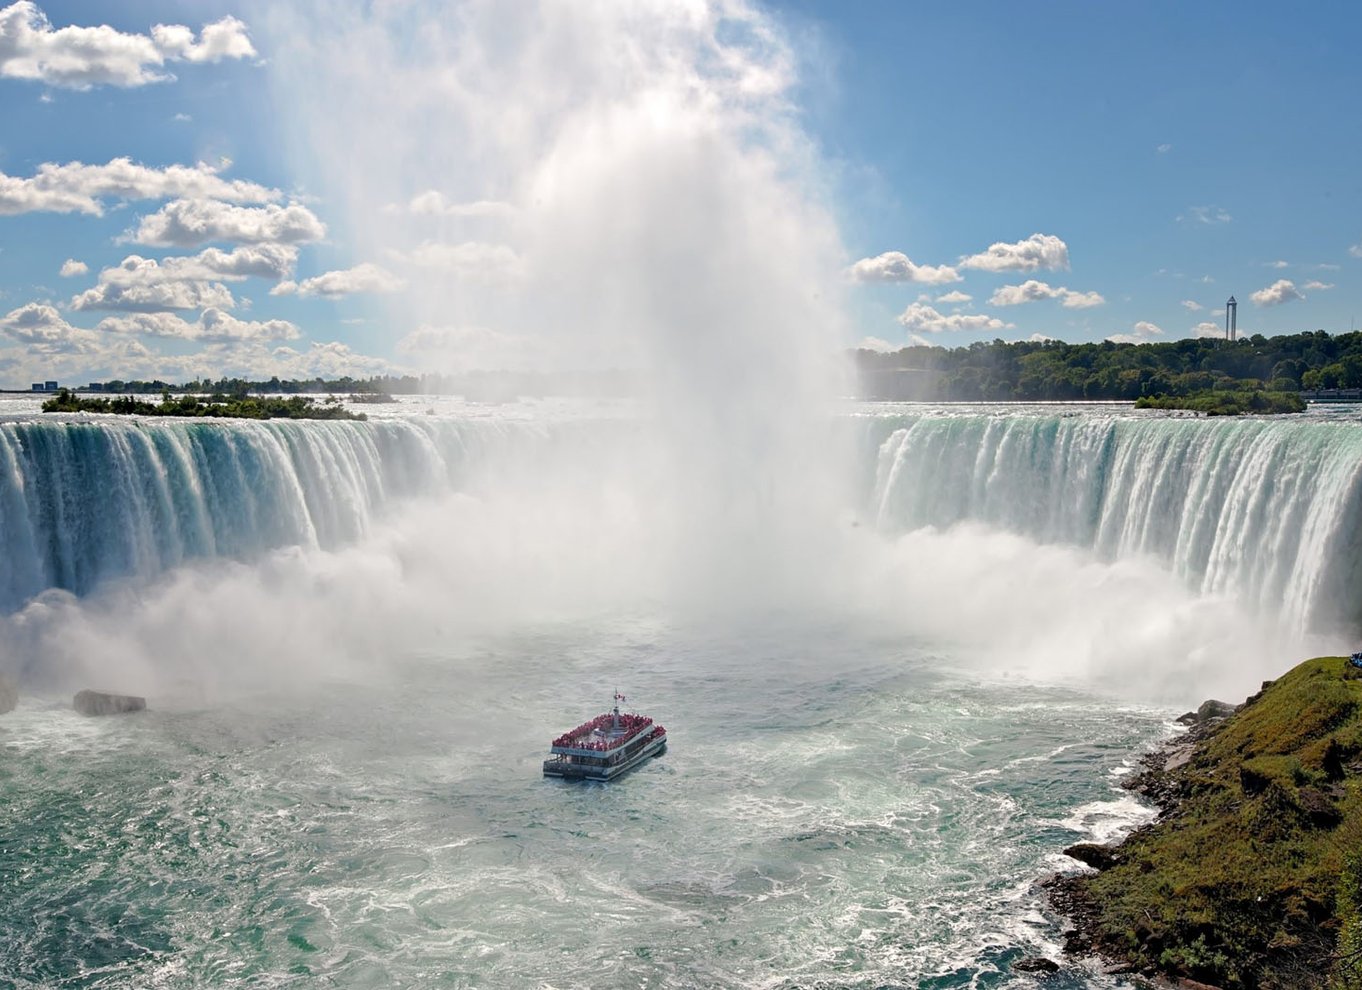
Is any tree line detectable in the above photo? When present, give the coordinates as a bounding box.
[854,331,1362,401]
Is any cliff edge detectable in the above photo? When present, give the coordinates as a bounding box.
[1048,656,1362,989]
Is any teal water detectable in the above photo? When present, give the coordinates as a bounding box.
[0,619,1168,989]
[5,398,1349,988]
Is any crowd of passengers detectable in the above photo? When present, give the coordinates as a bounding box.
[551,712,656,750]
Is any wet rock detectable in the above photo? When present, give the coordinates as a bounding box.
[0,676,16,715]
[1063,842,1120,870]
[1013,956,1060,973]
[73,690,146,716]
[1196,699,1237,721]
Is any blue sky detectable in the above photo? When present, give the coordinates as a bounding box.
[1,1,1360,386]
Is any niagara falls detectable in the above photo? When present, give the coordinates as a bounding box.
[3,2,1362,988]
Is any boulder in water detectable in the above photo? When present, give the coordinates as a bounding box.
[73,690,146,716]
[0,676,16,715]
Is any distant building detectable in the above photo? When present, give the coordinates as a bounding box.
[44,381,58,391]
[86,383,104,392]
[31,383,43,391]
[1225,297,1238,341]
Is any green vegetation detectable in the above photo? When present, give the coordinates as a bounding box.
[1073,657,1362,988]
[1135,389,1307,416]
[854,330,1362,402]
[41,389,367,421]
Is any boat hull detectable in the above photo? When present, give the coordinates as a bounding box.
[543,734,666,781]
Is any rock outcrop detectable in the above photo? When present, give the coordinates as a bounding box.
[73,690,146,716]
[1046,656,1362,989]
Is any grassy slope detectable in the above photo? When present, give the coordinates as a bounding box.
[1079,657,1362,988]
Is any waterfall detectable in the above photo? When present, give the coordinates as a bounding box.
[864,410,1362,633]
[0,416,513,613]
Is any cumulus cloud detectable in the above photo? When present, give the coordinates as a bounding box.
[935,290,972,304]
[847,251,961,285]
[1303,280,1334,291]
[855,336,898,353]
[1157,143,1171,154]
[0,2,255,90]
[1267,260,1290,269]
[1180,299,1202,311]
[1026,333,1056,342]
[84,246,296,289]
[988,279,1104,309]
[271,263,405,298]
[1178,205,1232,225]
[1192,321,1224,338]
[72,278,235,313]
[67,247,301,312]
[896,302,1009,334]
[959,233,1069,273]
[1250,279,1303,307]
[95,308,299,342]
[59,258,86,277]
[128,199,326,248]
[1107,320,1164,344]
[1350,243,1362,259]
[394,241,524,281]
[403,191,516,218]
[1,301,75,343]
[0,158,278,216]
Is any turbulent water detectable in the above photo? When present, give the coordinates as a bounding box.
[3,397,1361,988]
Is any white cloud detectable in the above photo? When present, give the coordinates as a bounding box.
[855,336,898,352]
[129,199,326,247]
[68,246,300,312]
[896,301,1010,334]
[59,258,87,277]
[988,279,1103,309]
[848,251,961,285]
[959,233,1069,273]
[0,2,255,90]
[1,301,78,344]
[0,157,277,216]
[394,241,523,281]
[1303,280,1334,291]
[1026,333,1056,342]
[95,308,299,342]
[1180,299,1202,311]
[173,112,192,123]
[1352,244,1362,259]
[404,191,516,218]
[1107,320,1164,344]
[935,290,972,304]
[1192,321,1224,338]
[1250,278,1303,307]
[72,278,235,313]
[1267,260,1290,269]
[1178,205,1232,225]
[273,263,405,299]
[1157,143,1171,154]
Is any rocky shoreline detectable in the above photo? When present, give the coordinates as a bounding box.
[1043,703,1234,986]
[1041,659,1362,989]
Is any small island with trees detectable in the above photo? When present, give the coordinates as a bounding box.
[41,389,368,421]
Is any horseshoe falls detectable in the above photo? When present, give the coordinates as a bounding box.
[862,406,1362,635]
[2,398,1359,990]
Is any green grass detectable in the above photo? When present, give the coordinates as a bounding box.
[41,389,367,421]
[1076,657,1362,987]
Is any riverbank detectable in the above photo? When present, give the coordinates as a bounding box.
[1046,656,1362,988]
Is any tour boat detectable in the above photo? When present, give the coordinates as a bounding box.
[542,692,667,781]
